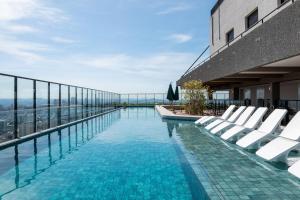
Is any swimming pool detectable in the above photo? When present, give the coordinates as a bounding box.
[0,107,299,200]
[0,108,208,200]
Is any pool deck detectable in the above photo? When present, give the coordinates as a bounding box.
[155,105,202,121]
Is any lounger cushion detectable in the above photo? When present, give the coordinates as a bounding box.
[243,107,268,129]
[234,106,255,126]
[236,109,287,149]
[221,125,246,140]
[279,112,300,141]
[258,109,287,133]
[205,119,223,130]
[227,106,246,123]
[195,116,209,124]
[211,121,232,135]
[198,116,215,125]
[236,130,270,148]
[221,105,236,120]
[256,137,299,161]
[288,160,300,179]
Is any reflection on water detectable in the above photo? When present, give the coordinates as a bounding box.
[164,119,179,138]
[0,110,121,198]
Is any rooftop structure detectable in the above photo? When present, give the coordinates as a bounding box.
[178,0,300,110]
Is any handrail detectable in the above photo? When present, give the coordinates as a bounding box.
[182,45,209,77]
[181,0,297,78]
[0,72,118,94]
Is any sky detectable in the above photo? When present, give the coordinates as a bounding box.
[0,0,215,93]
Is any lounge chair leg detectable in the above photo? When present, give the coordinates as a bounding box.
[277,151,290,163]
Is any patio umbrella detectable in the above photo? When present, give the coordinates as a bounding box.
[173,86,179,101]
[167,83,175,101]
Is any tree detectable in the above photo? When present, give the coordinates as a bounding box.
[182,80,209,115]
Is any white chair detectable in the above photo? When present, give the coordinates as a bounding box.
[288,160,300,179]
[256,111,300,162]
[236,109,287,149]
[221,107,268,141]
[205,106,246,130]
[210,106,255,135]
[195,105,236,125]
[194,116,210,124]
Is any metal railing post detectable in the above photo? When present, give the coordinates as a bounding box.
[75,87,78,120]
[47,82,50,129]
[33,80,37,133]
[68,85,70,122]
[14,77,18,139]
[81,88,84,119]
[58,84,62,126]
[86,89,89,117]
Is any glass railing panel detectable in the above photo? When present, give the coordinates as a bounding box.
[36,81,48,132]
[61,85,69,125]
[70,87,76,122]
[50,84,59,128]
[0,75,14,142]
[17,79,34,137]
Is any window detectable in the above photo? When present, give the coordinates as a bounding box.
[211,16,214,45]
[279,0,288,6]
[256,88,265,99]
[246,8,258,30]
[226,29,234,43]
[244,89,251,100]
[218,8,221,40]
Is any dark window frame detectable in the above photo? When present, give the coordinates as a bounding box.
[226,28,234,44]
[245,8,258,30]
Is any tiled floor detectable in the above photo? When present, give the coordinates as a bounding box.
[174,121,300,200]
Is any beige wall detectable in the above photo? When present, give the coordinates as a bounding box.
[280,80,300,100]
[210,0,290,54]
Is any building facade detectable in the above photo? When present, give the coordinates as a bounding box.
[178,0,300,109]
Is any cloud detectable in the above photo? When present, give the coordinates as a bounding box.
[0,0,68,23]
[168,34,192,43]
[3,24,38,33]
[0,35,49,63]
[0,0,68,62]
[52,37,76,44]
[71,52,195,78]
[156,4,191,15]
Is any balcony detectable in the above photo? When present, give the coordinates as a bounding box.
[177,0,300,90]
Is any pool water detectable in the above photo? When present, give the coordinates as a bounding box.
[0,108,209,200]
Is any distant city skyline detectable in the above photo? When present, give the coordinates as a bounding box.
[0,0,215,93]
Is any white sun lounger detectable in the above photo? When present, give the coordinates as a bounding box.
[195,105,236,125]
[205,106,246,130]
[288,160,300,179]
[256,111,300,162]
[195,116,211,124]
[236,109,287,149]
[220,107,268,141]
[210,106,255,135]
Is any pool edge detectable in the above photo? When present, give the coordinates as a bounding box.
[0,108,121,150]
